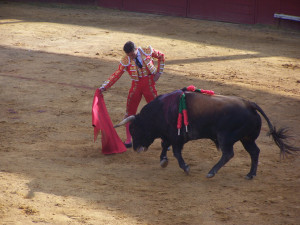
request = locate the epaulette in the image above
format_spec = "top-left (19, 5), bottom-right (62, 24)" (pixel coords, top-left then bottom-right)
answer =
top-left (140, 46), bottom-right (153, 56)
top-left (120, 56), bottom-right (130, 66)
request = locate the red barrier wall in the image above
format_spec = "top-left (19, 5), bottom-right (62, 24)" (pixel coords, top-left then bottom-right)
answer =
top-left (11, 0), bottom-right (300, 27)
top-left (187, 0), bottom-right (256, 24)
top-left (24, 0), bottom-right (96, 4)
top-left (95, 0), bottom-right (300, 26)
top-left (122, 0), bottom-right (187, 17)
top-left (279, 0), bottom-right (300, 16)
top-left (96, 0), bottom-right (122, 9)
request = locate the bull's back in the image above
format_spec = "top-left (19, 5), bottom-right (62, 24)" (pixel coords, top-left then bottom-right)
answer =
top-left (186, 92), bottom-right (250, 116)
top-left (185, 92), bottom-right (259, 138)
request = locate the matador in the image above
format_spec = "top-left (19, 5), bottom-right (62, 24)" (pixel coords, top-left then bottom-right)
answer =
top-left (99, 41), bottom-right (165, 148)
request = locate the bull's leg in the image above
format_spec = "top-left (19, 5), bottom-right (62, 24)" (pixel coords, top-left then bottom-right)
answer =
top-left (241, 140), bottom-right (260, 180)
top-left (160, 140), bottom-right (170, 168)
top-left (172, 146), bottom-right (190, 175)
top-left (207, 144), bottom-right (234, 178)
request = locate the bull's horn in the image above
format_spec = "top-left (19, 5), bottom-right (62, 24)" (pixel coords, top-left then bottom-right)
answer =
top-left (114, 115), bottom-right (135, 128)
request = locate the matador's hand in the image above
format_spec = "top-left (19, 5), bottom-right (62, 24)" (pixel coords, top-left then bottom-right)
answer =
top-left (99, 87), bottom-right (106, 93)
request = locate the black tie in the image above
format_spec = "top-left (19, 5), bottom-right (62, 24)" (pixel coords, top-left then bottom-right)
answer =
top-left (135, 57), bottom-right (143, 68)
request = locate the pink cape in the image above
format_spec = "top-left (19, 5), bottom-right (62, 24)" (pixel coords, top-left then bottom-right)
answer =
top-left (92, 89), bottom-right (127, 154)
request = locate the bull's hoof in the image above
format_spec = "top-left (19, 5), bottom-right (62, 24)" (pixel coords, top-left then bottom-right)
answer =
top-left (206, 173), bottom-right (215, 178)
top-left (184, 165), bottom-right (190, 175)
top-left (160, 158), bottom-right (168, 168)
top-left (245, 174), bottom-right (255, 180)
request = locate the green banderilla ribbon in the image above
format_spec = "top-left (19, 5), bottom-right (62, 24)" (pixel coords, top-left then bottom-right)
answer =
top-left (177, 93), bottom-right (189, 135)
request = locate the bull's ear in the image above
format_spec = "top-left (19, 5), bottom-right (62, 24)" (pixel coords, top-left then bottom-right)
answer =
top-left (114, 115), bottom-right (135, 128)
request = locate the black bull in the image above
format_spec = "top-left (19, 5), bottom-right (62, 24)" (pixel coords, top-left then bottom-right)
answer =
top-left (115, 89), bottom-right (298, 179)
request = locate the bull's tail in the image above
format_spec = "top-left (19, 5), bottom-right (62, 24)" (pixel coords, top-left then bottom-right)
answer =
top-left (251, 102), bottom-right (299, 158)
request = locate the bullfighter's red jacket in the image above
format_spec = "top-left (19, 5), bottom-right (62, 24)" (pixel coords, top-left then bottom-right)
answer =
top-left (100, 46), bottom-right (165, 90)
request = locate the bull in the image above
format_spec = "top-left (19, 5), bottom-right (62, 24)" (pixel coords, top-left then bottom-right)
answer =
top-left (115, 87), bottom-right (298, 179)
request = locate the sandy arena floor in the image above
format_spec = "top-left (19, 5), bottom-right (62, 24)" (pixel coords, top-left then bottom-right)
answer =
top-left (0, 2), bottom-right (300, 225)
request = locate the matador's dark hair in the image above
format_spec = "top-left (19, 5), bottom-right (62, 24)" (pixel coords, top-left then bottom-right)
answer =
top-left (123, 41), bottom-right (136, 53)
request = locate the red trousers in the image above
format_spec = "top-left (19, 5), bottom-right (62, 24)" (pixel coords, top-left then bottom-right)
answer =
top-left (126, 76), bottom-right (157, 116)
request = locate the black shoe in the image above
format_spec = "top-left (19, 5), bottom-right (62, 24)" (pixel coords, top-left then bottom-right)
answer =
top-left (124, 142), bottom-right (132, 148)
